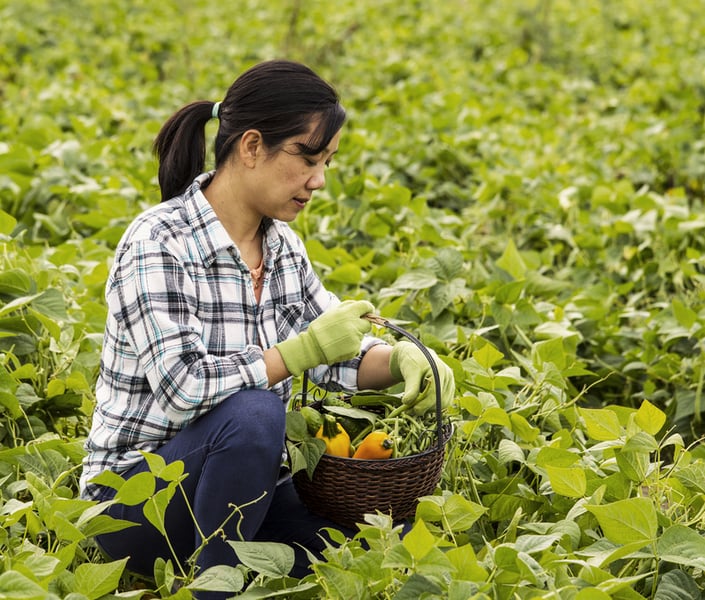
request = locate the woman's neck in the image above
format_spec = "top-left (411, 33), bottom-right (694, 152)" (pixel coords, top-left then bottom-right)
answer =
top-left (203, 169), bottom-right (262, 248)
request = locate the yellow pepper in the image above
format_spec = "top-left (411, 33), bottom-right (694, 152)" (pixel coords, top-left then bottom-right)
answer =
top-left (316, 414), bottom-right (351, 457)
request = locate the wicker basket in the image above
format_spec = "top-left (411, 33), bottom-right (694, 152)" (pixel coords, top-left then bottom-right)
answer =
top-left (292, 316), bottom-right (453, 529)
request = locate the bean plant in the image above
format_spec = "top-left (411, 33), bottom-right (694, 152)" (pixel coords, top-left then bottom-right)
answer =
top-left (1, 0), bottom-right (704, 597)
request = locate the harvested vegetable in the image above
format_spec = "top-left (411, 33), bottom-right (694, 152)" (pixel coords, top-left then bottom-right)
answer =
top-left (352, 431), bottom-right (394, 459)
top-left (315, 414), bottom-right (351, 457)
top-left (300, 406), bottom-right (323, 435)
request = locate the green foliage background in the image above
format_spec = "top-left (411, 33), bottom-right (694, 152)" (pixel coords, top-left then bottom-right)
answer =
top-left (1, 0), bottom-right (704, 598)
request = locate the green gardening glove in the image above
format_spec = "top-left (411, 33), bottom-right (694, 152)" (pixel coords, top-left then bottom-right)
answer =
top-left (389, 341), bottom-right (455, 415)
top-left (275, 300), bottom-right (374, 376)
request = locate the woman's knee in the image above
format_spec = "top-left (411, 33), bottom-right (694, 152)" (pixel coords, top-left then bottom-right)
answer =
top-left (218, 389), bottom-right (286, 442)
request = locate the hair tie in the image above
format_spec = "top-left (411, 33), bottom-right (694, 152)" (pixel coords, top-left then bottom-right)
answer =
top-left (211, 101), bottom-right (221, 120)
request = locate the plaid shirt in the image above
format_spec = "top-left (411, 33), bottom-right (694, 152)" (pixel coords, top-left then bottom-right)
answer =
top-left (80, 172), bottom-right (383, 499)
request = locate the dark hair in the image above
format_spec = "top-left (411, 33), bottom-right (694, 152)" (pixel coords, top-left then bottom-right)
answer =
top-left (153, 60), bottom-right (346, 201)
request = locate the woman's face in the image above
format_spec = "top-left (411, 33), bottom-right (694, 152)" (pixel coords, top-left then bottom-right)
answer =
top-left (246, 125), bottom-right (341, 223)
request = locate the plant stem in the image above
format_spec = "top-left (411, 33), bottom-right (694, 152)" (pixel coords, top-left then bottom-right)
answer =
top-left (693, 355), bottom-right (704, 424)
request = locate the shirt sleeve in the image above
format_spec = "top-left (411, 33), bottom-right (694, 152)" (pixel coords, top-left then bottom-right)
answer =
top-left (107, 239), bottom-right (269, 426)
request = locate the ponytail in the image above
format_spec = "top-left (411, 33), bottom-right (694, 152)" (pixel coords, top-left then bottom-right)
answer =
top-left (152, 101), bottom-right (214, 201)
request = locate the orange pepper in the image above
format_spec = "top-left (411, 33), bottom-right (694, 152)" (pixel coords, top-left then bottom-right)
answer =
top-left (352, 431), bottom-right (394, 459)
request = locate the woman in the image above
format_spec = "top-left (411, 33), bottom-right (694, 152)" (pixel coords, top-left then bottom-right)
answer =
top-left (80, 59), bottom-right (454, 587)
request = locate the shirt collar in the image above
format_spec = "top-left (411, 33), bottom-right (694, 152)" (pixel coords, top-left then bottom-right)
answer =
top-left (183, 172), bottom-right (283, 267)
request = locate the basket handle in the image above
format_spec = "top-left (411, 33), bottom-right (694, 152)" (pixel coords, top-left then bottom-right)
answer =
top-left (301, 314), bottom-right (445, 450)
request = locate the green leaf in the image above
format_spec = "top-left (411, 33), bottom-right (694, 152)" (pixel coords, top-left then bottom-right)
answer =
top-left (0, 366), bottom-right (21, 418)
top-left (17, 449), bottom-right (71, 483)
top-left (0, 570), bottom-right (46, 600)
top-left (586, 498), bottom-right (658, 545)
top-left (141, 451), bottom-right (167, 475)
top-left (74, 558), bottom-right (128, 600)
top-left (50, 513), bottom-right (85, 543)
top-left (0, 499), bottom-right (32, 527)
top-left (380, 544), bottom-right (414, 570)
top-left (416, 493), bottom-right (487, 531)
top-left (429, 247), bottom-right (464, 279)
top-left (549, 519), bottom-right (582, 550)
top-left (656, 524), bottom-right (705, 570)
top-left (287, 437), bottom-right (325, 479)
top-left (0, 269), bottom-right (32, 297)
top-left (285, 411), bottom-right (309, 442)
top-left (472, 343), bottom-right (504, 369)
top-left (285, 442), bottom-right (306, 476)
top-left (391, 270), bottom-right (438, 290)
top-left (143, 483), bottom-right (177, 536)
top-left (233, 582), bottom-right (319, 598)
top-left (442, 494), bottom-right (489, 530)
top-left (444, 545), bottom-right (488, 582)
top-left (674, 462), bottom-right (705, 493)
top-left (614, 447), bottom-right (649, 482)
top-left (16, 554), bottom-right (60, 579)
top-left (326, 263), bottom-right (361, 284)
top-left (578, 538), bottom-right (654, 569)
top-left (153, 557), bottom-right (174, 595)
top-left (313, 563), bottom-right (367, 598)
top-left (188, 565), bottom-right (245, 593)
top-left (228, 541), bottom-right (295, 578)
top-left (498, 439), bottom-right (525, 464)
top-left (494, 280), bottom-right (525, 304)
top-left (515, 550), bottom-right (546, 586)
top-left (482, 406), bottom-right (511, 428)
top-left (536, 447), bottom-right (579, 469)
top-left (546, 465), bottom-right (587, 498)
top-left (394, 573), bottom-right (442, 599)
top-left (634, 399), bottom-right (666, 435)
top-left (402, 520), bottom-right (437, 561)
top-left (576, 589), bottom-right (611, 600)
top-left (159, 461), bottom-right (185, 482)
top-left (579, 408), bottom-right (622, 441)
top-left (672, 298), bottom-right (697, 329)
top-left (321, 404), bottom-right (377, 423)
top-left (30, 288), bottom-right (67, 320)
top-left (532, 337), bottom-right (566, 370)
top-left (496, 238), bottom-right (527, 280)
top-left (509, 413), bottom-right (540, 442)
top-left (79, 515), bottom-right (138, 538)
top-left (46, 379), bottom-right (65, 398)
top-left (514, 533), bottom-right (561, 554)
top-left (428, 282), bottom-right (453, 318)
top-left (622, 431), bottom-right (659, 453)
top-left (113, 471), bottom-right (155, 506)
top-left (653, 569), bottom-right (702, 600)
top-left (88, 470), bottom-right (126, 492)
top-left (0, 293), bottom-right (42, 319)
top-left (141, 452), bottom-right (185, 482)
top-left (0, 209), bottom-right (17, 236)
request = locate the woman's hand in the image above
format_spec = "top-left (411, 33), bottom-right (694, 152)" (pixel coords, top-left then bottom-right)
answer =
top-left (275, 300), bottom-right (374, 376)
top-left (389, 341), bottom-right (455, 415)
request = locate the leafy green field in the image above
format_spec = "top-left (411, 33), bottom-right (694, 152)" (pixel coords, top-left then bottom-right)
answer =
top-left (1, 0), bottom-right (704, 597)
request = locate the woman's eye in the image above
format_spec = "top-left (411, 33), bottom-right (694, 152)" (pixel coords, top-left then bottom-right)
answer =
top-left (303, 155), bottom-right (333, 167)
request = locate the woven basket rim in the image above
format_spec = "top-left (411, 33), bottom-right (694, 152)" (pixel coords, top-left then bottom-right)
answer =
top-left (314, 422), bottom-right (454, 464)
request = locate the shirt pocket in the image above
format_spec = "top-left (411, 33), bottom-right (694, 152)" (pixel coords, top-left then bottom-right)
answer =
top-left (274, 301), bottom-right (306, 341)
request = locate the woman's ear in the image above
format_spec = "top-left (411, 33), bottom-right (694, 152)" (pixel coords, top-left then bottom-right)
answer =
top-left (238, 129), bottom-right (262, 168)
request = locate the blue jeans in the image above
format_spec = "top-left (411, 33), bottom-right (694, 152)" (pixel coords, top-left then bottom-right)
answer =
top-left (93, 389), bottom-right (354, 594)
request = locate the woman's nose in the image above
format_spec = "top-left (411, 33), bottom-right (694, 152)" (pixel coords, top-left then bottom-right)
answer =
top-left (307, 168), bottom-right (325, 190)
